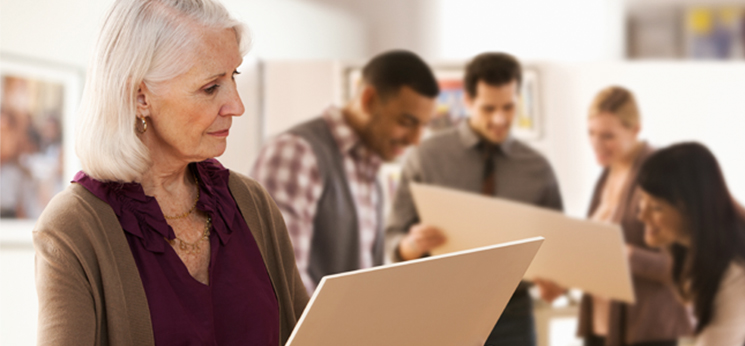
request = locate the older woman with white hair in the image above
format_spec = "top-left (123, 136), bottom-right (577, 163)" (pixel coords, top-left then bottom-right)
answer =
top-left (33, 0), bottom-right (308, 345)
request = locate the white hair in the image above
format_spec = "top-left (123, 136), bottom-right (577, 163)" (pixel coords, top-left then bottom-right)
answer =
top-left (75, 0), bottom-right (249, 182)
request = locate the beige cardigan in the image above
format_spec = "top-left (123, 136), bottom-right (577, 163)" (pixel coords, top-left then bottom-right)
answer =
top-left (578, 143), bottom-right (693, 345)
top-left (33, 172), bottom-right (309, 346)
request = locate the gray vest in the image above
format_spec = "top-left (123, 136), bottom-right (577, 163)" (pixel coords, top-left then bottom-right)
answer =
top-left (289, 117), bottom-right (384, 287)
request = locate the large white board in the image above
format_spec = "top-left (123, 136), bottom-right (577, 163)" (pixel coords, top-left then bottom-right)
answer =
top-left (287, 237), bottom-right (544, 346)
top-left (411, 183), bottom-right (635, 303)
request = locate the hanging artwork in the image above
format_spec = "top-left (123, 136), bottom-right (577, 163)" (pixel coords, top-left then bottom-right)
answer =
top-left (513, 67), bottom-right (542, 140)
top-left (430, 68), bottom-right (468, 132)
top-left (0, 55), bottom-right (82, 240)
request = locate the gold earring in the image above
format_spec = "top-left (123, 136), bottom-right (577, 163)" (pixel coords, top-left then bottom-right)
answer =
top-left (136, 116), bottom-right (147, 134)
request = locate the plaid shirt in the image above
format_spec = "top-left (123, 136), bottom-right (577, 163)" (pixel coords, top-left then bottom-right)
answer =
top-left (251, 106), bottom-right (382, 293)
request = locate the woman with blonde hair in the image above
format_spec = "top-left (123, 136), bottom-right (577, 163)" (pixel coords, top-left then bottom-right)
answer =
top-left (577, 86), bottom-right (692, 346)
top-left (33, 0), bottom-right (308, 345)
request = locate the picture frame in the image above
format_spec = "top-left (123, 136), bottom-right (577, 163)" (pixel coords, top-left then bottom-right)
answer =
top-left (430, 67), bottom-right (468, 132)
top-left (513, 67), bottom-right (542, 140)
top-left (0, 54), bottom-right (83, 244)
top-left (343, 65), bottom-right (362, 103)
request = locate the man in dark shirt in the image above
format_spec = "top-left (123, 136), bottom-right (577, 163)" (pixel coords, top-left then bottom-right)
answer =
top-left (386, 52), bottom-right (564, 346)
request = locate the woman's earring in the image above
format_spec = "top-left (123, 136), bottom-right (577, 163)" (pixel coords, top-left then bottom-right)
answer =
top-left (135, 116), bottom-right (147, 134)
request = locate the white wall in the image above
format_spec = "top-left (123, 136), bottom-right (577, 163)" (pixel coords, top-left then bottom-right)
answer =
top-left (262, 60), bottom-right (347, 139)
top-left (221, 0), bottom-right (367, 60)
top-left (537, 62), bottom-right (745, 217)
top-left (304, 0), bottom-right (626, 62)
top-left (0, 0), bottom-right (368, 69)
top-left (0, 0), bottom-right (114, 68)
top-left (304, 0), bottom-right (440, 59)
top-left (437, 0), bottom-right (625, 62)
top-left (0, 246), bottom-right (37, 345)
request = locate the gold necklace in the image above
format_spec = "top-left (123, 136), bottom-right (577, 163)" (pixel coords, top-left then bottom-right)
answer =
top-left (164, 175), bottom-right (199, 220)
top-left (166, 216), bottom-right (211, 255)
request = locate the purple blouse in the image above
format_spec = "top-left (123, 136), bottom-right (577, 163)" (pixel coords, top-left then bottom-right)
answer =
top-left (74, 159), bottom-right (279, 345)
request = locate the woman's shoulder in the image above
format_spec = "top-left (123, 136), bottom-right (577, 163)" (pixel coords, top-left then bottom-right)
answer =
top-left (37, 183), bottom-right (111, 225)
top-left (227, 170), bottom-right (277, 211)
top-left (228, 170), bottom-right (266, 195)
top-left (34, 183), bottom-right (118, 246)
top-left (711, 260), bottom-right (745, 317)
top-left (697, 260), bottom-right (745, 345)
top-left (720, 260), bottom-right (745, 290)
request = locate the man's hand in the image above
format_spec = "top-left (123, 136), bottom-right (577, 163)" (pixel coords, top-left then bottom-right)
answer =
top-left (624, 243), bottom-right (635, 258)
top-left (533, 278), bottom-right (566, 303)
top-left (397, 224), bottom-right (447, 261)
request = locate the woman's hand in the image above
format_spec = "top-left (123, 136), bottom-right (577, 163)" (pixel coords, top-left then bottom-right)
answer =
top-left (624, 243), bottom-right (635, 258)
top-left (397, 224), bottom-right (447, 261)
top-left (533, 277), bottom-right (567, 303)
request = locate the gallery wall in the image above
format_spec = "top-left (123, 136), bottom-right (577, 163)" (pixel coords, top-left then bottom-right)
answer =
top-left (436, 0), bottom-right (625, 62)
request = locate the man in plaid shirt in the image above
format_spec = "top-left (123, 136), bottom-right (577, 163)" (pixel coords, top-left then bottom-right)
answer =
top-left (251, 50), bottom-right (439, 293)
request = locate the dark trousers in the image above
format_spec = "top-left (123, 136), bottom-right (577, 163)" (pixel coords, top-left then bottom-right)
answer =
top-left (584, 335), bottom-right (678, 346)
top-left (484, 289), bottom-right (536, 346)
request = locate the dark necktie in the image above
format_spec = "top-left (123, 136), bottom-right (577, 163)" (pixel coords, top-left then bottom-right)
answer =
top-left (479, 142), bottom-right (499, 196)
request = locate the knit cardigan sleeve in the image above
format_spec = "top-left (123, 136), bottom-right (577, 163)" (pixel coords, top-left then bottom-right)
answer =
top-left (34, 216), bottom-right (98, 346)
top-left (33, 184), bottom-right (154, 346)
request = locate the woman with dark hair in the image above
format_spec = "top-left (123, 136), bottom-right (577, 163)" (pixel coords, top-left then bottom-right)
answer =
top-left (637, 142), bottom-right (745, 346)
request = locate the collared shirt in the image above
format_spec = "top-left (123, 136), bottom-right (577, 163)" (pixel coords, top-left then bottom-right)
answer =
top-left (73, 159), bottom-right (279, 346)
top-left (385, 119), bottom-right (563, 262)
top-left (251, 106), bottom-right (382, 293)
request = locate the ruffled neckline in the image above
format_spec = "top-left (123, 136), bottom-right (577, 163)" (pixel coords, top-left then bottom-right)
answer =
top-left (73, 159), bottom-right (235, 253)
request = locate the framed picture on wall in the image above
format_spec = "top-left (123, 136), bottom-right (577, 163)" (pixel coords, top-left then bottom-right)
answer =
top-left (344, 66), bottom-right (362, 102)
top-left (0, 54), bottom-right (82, 242)
top-left (430, 68), bottom-right (468, 132)
top-left (513, 67), bottom-right (542, 140)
